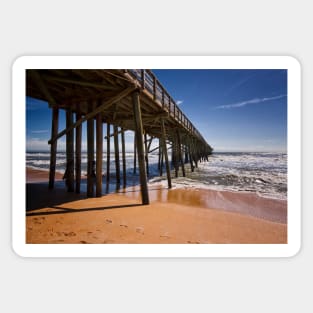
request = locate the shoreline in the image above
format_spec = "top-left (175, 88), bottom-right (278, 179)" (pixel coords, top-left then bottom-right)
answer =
top-left (26, 167), bottom-right (64, 183)
top-left (26, 167), bottom-right (287, 244)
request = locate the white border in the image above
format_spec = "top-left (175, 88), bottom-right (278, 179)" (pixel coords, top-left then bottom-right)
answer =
top-left (12, 56), bottom-right (301, 258)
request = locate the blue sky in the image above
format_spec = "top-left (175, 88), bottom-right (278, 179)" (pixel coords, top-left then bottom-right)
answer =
top-left (26, 69), bottom-right (287, 152)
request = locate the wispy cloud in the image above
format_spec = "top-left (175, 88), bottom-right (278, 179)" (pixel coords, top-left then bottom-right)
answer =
top-left (224, 73), bottom-right (257, 95)
top-left (31, 130), bottom-right (49, 134)
top-left (215, 94), bottom-right (286, 109)
top-left (176, 100), bottom-right (183, 105)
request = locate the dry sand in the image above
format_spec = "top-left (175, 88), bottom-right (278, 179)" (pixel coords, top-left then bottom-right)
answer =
top-left (26, 168), bottom-right (287, 244)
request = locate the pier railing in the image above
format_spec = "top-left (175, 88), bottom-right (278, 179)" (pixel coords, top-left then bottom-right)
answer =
top-left (125, 69), bottom-right (205, 142)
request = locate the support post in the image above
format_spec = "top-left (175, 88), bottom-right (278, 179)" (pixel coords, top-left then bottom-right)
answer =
top-left (160, 146), bottom-right (164, 176)
top-left (75, 110), bottom-right (82, 193)
top-left (177, 131), bottom-right (185, 177)
top-left (184, 150), bottom-right (189, 164)
top-left (96, 112), bottom-right (103, 197)
top-left (173, 138), bottom-right (179, 178)
top-left (133, 133), bottom-right (137, 174)
top-left (132, 91), bottom-right (149, 204)
top-left (49, 108), bottom-right (59, 189)
top-left (87, 105), bottom-right (95, 197)
top-left (106, 123), bottom-right (110, 192)
top-left (191, 139), bottom-right (198, 169)
top-left (65, 110), bottom-right (74, 192)
top-left (161, 119), bottom-right (172, 189)
top-left (121, 128), bottom-right (127, 188)
top-left (188, 143), bottom-right (194, 172)
top-left (144, 133), bottom-right (149, 177)
top-left (113, 125), bottom-right (121, 189)
top-left (158, 138), bottom-right (161, 171)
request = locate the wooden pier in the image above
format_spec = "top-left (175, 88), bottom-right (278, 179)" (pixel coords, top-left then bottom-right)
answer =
top-left (26, 69), bottom-right (213, 205)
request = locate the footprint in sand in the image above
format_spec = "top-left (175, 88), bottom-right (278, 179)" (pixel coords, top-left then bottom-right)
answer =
top-left (35, 217), bottom-right (45, 224)
top-left (105, 219), bottom-right (113, 224)
top-left (187, 241), bottom-right (201, 244)
top-left (160, 235), bottom-right (171, 239)
top-left (120, 224), bottom-right (128, 228)
top-left (136, 227), bottom-right (144, 235)
top-left (33, 218), bottom-right (42, 225)
top-left (80, 240), bottom-right (88, 244)
top-left (63, 232), bottom-right (76, 237)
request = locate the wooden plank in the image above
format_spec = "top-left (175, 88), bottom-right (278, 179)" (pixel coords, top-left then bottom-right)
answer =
top-left (65, 110), bottom-right (74, 192)
top-left (114, 125), bottom-right (121, 188)
top-left (48, 86), bottom-right (135, 144)
top-left (132, 91), bottom-right (149, 204)
top-left (48, 108), bottom-right (59, 189)
top-left (75, 110), bottom-right (82, 193)
top-left (153, 76), bottom-right (156, 100)
top-left (161, 119), bottom-right (172, 189)
top-left (96, 112), bottom-right (103, 197)
top-left (104, 129), bottom-right (122, 139)
top-left (121, 128), bottom-right (127, 188)
top-left (149, 144), bottom-right (161, 154)
top-left (42, 73), bottom-right (118, 90)
top-left (141, 70), bottom-right (145, 89)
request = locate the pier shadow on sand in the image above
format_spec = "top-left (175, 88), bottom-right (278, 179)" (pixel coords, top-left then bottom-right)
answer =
top-left (26, 177), bottom-right (146, 216)
top-left (26, 162), bottom-right (169, 216)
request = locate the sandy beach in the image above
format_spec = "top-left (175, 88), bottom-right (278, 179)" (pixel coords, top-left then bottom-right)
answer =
top-left (26, 167), bottom-right (287, 244)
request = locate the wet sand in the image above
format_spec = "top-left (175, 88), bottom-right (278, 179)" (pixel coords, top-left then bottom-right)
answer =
top-left (26, 168), bottom-right (287, 244)
top-left (26, 167), bottom-right (63, 183)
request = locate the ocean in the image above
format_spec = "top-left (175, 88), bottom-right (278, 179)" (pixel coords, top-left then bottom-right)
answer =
top-left (26, 151), bottom-right (287, 200)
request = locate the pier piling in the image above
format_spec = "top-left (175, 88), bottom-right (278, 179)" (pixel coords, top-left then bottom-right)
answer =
top-left (106, 123), bottom-right (110, 192)
top-left (114, 125), bottom-right (121, 189)
top-left (87, 103), bottom-right (95, 197)
top-left (96, 111), bottom-right (103, 197)
top-left (121, 128), bottom-right (127, 188)
top-left (48, 107), bottom-right (59, 189)
top-left (75, 110), bottom-right (82, 193)
top-left (65, 110), bottom-right (74, 192)
top-left (132, 91), bottom-right (149, 205)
